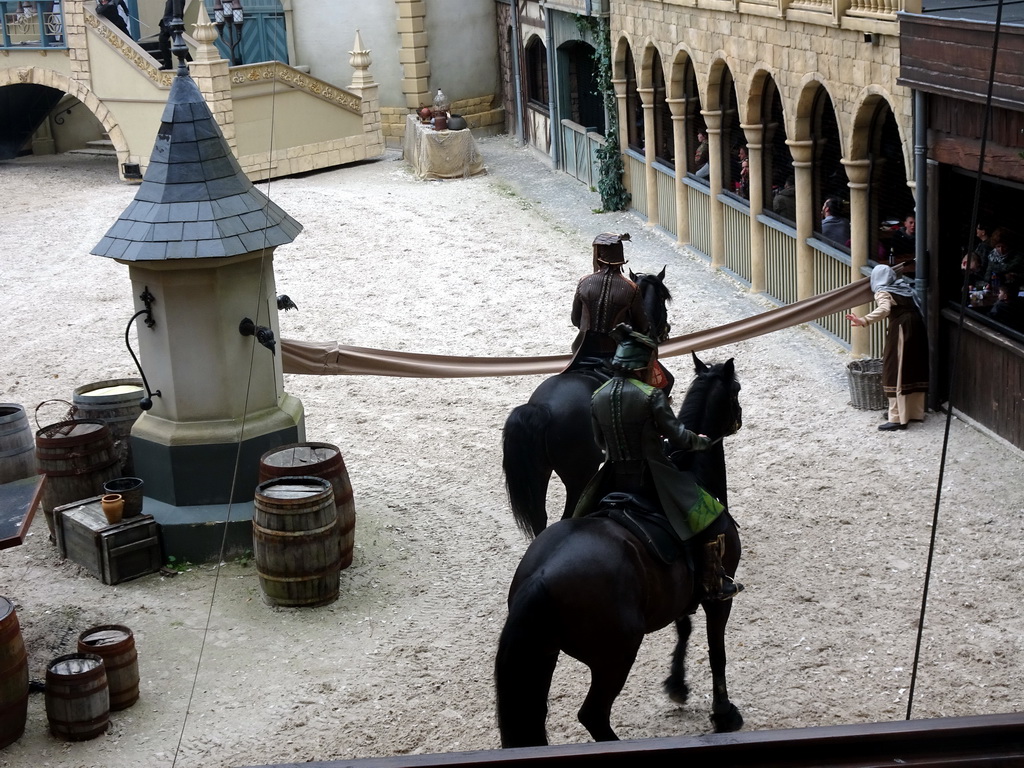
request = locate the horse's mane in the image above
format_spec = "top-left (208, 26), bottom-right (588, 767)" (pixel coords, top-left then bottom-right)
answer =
top-left (674, 357), bottom-right (739, 505)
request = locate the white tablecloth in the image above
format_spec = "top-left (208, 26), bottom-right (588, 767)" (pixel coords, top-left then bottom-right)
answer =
top-left (403, 114), bottom-right (485, 180)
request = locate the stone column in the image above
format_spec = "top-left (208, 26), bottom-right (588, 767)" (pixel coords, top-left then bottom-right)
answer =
top-left (788, 138), bottom-right (815, 301)
top-left (667, 97), bottom-right (689, 244)
top-left (844, 158), bottom-right (872, 356)
top-left (703, 109), bottom-right (724, 269)
top-left (639, 86), bottom-right (658, 228)
top-left (612, 76), bottom-right (630, 196)
top-left (396, 0), bottom-right (430, 111)
top-left (189, 4), bottom-right (236, 154)
top-left (743, 122), bottom-right (765, 293)
top-left (349, 29), bottom-right (382, 156)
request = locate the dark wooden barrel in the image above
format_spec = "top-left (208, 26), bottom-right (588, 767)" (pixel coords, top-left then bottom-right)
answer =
top-left (0, 404), bottom-right (36, 485)
top-left (258, 442), bottom-right (356, 569)
top-left (0, 596), bottom-right (29, 749)
top-left (77, 625), bottom-right (139, 711)
top-left (45, 652), bottom-right (109, 741)
top-left (35, 420), bottom-right (122, 538)
top-left (253, 476), bottom-right (341, 608)
top-left (72, 379), bottom-right (144, 475)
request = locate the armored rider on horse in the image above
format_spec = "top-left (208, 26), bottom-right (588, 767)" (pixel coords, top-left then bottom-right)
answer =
top-left (574, 324), bottom-right (743, 602)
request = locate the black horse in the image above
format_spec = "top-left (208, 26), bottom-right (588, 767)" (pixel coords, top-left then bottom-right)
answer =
top-left (495, 354), bottom-right (743, 747)
top-left (502, 269), bottom-right (671, 538)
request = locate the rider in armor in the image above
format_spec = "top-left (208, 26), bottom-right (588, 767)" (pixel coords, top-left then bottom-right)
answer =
top-left (575, 324), bottom-right (743, 601)
top-left (571, 233), bottom-right (650, 359)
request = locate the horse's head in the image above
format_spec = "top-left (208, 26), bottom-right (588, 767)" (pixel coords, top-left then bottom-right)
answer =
top-left (629, 266), bottom-right (672, 343)
top-left (679, 352), bottom-right (742, 440)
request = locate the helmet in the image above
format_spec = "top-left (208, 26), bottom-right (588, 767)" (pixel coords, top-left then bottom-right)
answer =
top-left (593, 232), bottom-right (631, 266)
top-left (610, 323), bottom-right (656, 370)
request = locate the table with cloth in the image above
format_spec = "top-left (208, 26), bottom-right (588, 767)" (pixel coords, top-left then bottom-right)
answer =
top-left (403, 114), bottom-right (485, 180)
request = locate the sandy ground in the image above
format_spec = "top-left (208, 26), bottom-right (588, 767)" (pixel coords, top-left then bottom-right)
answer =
top-left (1, 136), bottom-right (1023, 768)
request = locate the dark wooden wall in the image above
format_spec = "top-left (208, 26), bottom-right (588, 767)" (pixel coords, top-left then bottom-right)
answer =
top-left (941, 309), bottom-right (1024, 448)
top-left (899, 16), bottom-right (1024, 110)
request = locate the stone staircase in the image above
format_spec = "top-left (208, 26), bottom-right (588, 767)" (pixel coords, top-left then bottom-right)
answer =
top-left (69, 137), bottom-right (117, 158)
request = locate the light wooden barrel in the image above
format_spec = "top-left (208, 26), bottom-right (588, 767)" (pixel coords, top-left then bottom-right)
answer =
top-left (72, 379), bottom-right (144, 475)
top-left (0, 596), bottom-right (29, 749)
top-left (253, 476), bottom-right (341, 608)
top-left (35, 420), bottom-right (121, 537)
top-left (258, 442), bottom-right (356, 569)
top-left (77, 625), bottom-right (139, 711)
top-left (0, 404), bottom-right (36, 485)
top-left (45, 653), bottom-right (110, 741)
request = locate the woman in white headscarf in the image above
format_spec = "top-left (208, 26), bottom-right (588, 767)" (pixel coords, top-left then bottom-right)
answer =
top-left (846, 265), bottom-right (928, 430)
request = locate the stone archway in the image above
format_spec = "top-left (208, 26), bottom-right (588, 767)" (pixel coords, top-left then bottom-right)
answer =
top-left (0, 66), bottom-right (128, 165)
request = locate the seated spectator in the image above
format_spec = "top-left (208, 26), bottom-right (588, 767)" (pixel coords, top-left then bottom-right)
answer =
top-left (962, 221), bottom-right (992, 287)
top-left (821, 198), bottom-right (850, 245)
top-left (889, 213), bottom-right (916, 277)
top-left (989, 283), bottom-right (1024, 332)
top-left (773, 175), bottom-right (796, 220)
top-left (985, 227), bottom-right (1024, 287)
top-left (735, 145), bottom-right (749, 199)
top-left (693, 130), bottom-right (710, 179)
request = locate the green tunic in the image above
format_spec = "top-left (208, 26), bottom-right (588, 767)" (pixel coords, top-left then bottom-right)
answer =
top-left (573, 376), bottom-right (722, 540)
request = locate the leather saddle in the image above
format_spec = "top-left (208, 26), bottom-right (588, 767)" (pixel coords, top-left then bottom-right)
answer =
top-left (592, 492), bottom-right (692, 567)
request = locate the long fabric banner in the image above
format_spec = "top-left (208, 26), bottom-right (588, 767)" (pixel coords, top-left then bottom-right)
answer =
top-left (281, 276), bottom-right (873, 378)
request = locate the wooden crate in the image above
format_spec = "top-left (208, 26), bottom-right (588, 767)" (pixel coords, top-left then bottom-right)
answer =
top-left (54, 496), bottom-right (161, 585)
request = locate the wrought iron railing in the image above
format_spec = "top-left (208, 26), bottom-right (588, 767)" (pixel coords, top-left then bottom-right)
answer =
top-left (1, 1), bottom-right (65, 50)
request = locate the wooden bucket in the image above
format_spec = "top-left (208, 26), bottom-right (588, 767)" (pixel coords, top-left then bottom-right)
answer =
top-left (72, 379), bottom-right (144, 475)
top-left (0, 596), bottom-right (29, 750)
top-left (258, 442), bottom-right (356, 569)
top-left (253, 476), bottom-right (341, 608)
top-left (77, 625), bottom-right (139, 711)
top-left (0, 404), bottom-right (36, 485)
top-left (45, 652), bottom-right (109, 741)
top-left (35, 420), bottom-right (122, 538)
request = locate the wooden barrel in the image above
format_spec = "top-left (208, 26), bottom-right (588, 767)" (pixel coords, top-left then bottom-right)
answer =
top-left (0, 404), bottom-right (36, 485)
top-left (0, 596), bottom-right (29, 749)
top-left (45, 652), bottom-right (109, 741)
top-left (258, 442), bottom-right (356, 569)
top-left (77, 625), bottom-right (139, 711)
top-left (72, 379), bottom-right (144, 475)
top-left (35, 420), bottom-right (122, 538)
top-left (253, 476), bottom-right (341, 608)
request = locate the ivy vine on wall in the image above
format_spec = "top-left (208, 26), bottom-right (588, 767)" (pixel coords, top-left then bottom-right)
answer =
top-left (575, 14), bottom-right (630, 212)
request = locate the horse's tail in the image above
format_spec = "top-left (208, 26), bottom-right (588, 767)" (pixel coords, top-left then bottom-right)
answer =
top-left (495, 576), bottom-right (559, 748)
top-left (502, 403), bottom-right (551, 539)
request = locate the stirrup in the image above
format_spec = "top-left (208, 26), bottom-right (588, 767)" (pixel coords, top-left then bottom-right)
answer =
top-left (708, 576), bottom-right (744, 601)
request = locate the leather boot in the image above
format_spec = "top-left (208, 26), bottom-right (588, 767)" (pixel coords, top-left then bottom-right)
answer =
top-left (702, 534), bottom-right (743, 601)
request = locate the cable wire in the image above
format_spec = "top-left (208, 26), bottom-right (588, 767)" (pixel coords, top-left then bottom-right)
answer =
top-left (904, 0), bottom-right (1006, 720)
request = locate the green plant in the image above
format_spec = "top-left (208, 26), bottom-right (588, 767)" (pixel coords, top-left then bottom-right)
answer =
top-left (164, 555), bottom-right (193, 573)
top-left (575, 14), bottom-right (631, 212)
top-left (234, 549), bottom-right (253, 567)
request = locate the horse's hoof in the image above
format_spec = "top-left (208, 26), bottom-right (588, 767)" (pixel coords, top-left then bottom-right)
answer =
top-left (710, 704), bottom-right (743, 733)
top-left (662, 676), bottom-right (689, 704)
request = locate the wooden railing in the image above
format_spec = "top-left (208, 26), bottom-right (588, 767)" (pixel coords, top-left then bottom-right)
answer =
top-left (761, 216), bottom-right (798, 305)
top-left (685, 178), bottom-right (711, 258)
top-left (624, 149), bottom-right (648, 219)
top-left (560, 119), bottom-right (604, 189)
top-left (812, 239), bottom-right (854, 345)
top-left (722, 196), bottom-right (752, 283)
top-left (654, 162), bottom-right (677, 237)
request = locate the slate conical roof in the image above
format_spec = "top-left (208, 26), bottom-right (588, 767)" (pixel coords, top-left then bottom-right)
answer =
top-left (93, 72), bottom-right (302, 261)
